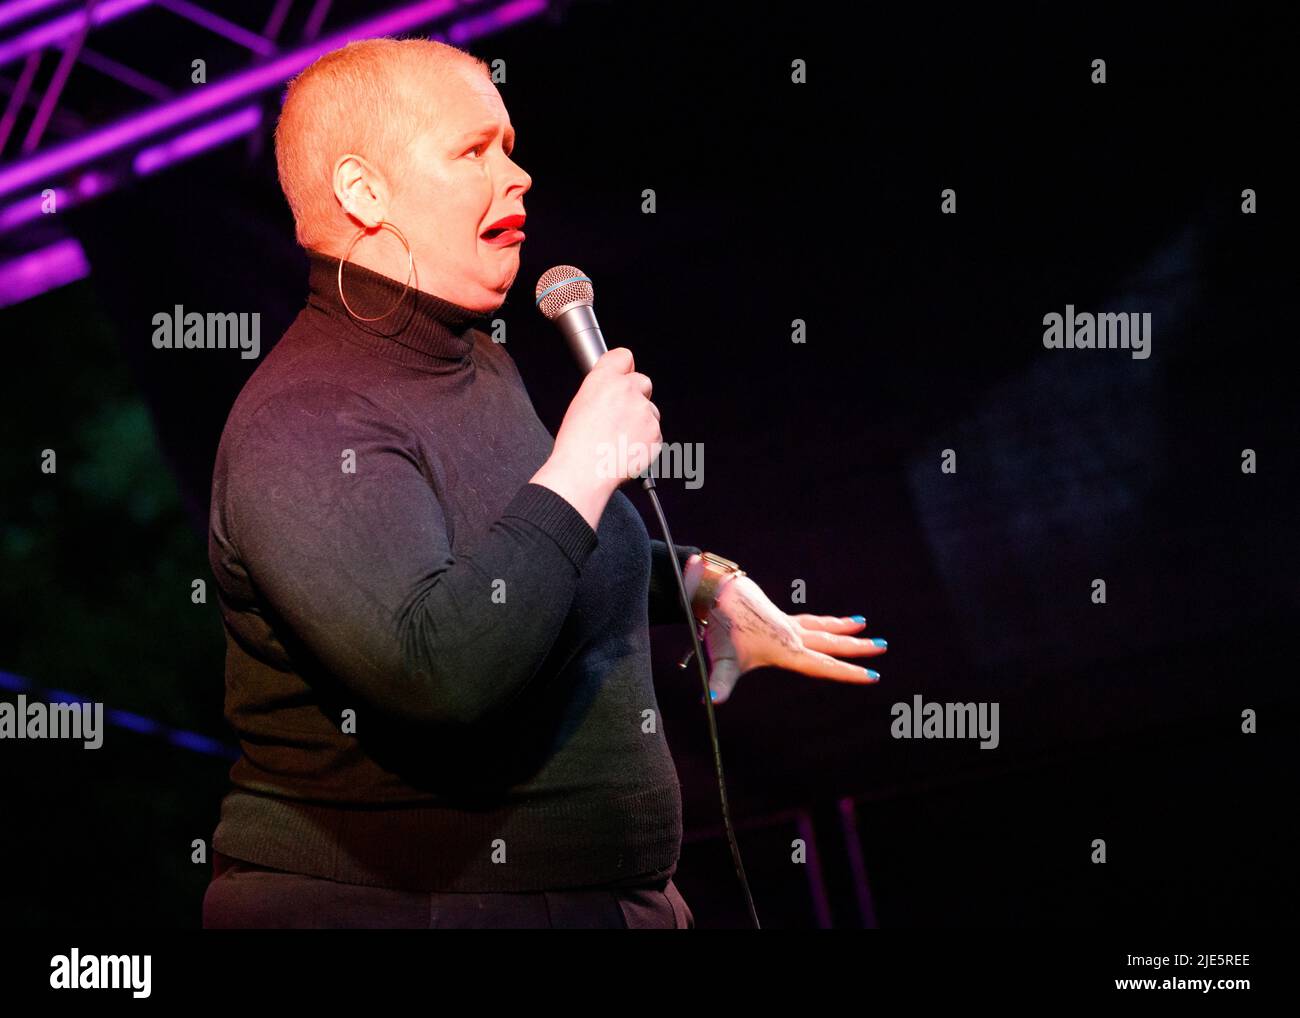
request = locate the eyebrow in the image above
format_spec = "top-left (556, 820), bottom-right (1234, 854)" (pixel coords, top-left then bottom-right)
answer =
top-left (462, 122), bottom-right (516, 150)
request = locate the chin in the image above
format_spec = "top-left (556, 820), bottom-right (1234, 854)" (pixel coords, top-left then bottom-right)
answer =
top-left (470, 286), bottom-right (510, 313)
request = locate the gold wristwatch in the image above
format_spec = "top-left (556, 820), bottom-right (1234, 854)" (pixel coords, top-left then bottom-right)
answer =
top-left (690, 551), bottom-right (746, 623)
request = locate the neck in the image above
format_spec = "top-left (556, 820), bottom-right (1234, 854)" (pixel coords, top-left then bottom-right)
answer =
top-left (337, 230), bottom-right (503, 315)
top-left (304, 247), bottom-right (491, 370)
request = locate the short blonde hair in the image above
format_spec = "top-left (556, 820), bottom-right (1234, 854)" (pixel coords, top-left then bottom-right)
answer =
top-left (275, 37), bottom-right (489, 250)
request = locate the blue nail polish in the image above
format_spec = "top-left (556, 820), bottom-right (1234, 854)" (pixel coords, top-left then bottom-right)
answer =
top-left (849, 614), bottom-right (866, 624)
top-left (871, 638), bottom-right (888, 648)
top-left (866, 669), bottom-right (880, 680)
top-left (709, 690), bottom-right (718, 701)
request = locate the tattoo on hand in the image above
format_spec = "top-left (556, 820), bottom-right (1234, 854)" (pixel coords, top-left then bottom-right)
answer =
top-left (723, 588), bottom-right (802, 657)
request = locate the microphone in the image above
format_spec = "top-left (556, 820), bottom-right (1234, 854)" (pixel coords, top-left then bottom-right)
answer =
top-left (534, 264), bottom-right (606, 372)
top-left (534, 264), bottom-right (654, 489)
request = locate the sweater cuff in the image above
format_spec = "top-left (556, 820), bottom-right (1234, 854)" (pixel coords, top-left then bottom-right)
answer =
top-left (503, 482), bottom-right (600, 569)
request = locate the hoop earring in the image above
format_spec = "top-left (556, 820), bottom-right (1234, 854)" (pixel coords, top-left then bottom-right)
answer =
top-left (337, 220), bottom-right (414, 322)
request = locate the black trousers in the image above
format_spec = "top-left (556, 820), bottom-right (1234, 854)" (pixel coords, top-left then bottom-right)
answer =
top-left (202, 851), bottom-right (695, 929)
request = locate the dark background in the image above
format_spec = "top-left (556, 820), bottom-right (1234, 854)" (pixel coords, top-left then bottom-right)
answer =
top-left (1, 0), bottom-right (1294, 927)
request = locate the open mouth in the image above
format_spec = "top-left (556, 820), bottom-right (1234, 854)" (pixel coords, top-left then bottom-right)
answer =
top-left (481, 213), bottom-right (526, 245)
top-left (481, 228), bottom-right (525, 246)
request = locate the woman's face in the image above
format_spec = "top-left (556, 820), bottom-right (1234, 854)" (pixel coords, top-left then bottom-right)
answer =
top-left (394, 62), bottom-right (532, 311)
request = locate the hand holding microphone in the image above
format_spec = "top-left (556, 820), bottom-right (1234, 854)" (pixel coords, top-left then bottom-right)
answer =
top-left (556, 346), bottom-right (662, 480)
top-left (529, 266), bottom-right (662, 529)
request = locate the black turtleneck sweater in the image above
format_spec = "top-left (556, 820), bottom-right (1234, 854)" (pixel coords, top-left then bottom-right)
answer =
top-left (207, 248), bottom-right (701, 893)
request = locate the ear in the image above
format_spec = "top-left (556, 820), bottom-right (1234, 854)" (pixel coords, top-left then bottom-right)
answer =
top-left (332, 154), bottom-right (391, 229)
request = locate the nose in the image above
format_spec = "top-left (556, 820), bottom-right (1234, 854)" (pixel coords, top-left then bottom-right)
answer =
top-left (502, 153), bottom-right (532, 198)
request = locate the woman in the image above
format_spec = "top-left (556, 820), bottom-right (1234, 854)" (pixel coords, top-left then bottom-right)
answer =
top-left (201, 36), bottom-right (886, 929)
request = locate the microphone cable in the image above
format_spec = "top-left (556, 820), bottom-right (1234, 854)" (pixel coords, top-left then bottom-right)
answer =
top-left (638, 471), bottom-right (761, 930)
top-left (536, 265), bottom-right (761, 929)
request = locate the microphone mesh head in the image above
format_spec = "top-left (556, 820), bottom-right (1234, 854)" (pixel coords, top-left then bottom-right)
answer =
top-left (535, 265), bottom-right (594, 320)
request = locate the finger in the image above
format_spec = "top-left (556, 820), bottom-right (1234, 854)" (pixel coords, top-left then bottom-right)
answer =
top-left (646, 400), bottom-right (660, 421)
top-left (596, 347), bottom-right (634, 373)
top-left (629, 372), bottom-right (653, 398)
top-left (706, 656), bottom-right (743, 705)
top-left (791, 614), bottom-right (868, 634)
top-left (796, 629), bottom-right (887, 657)
top-left (777, 645), bottom-right (880, 684)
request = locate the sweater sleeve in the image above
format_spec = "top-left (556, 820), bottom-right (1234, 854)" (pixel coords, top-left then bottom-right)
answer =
top-left (647, 539), bottom-right (703, 625)
top-left (222, 380), bottom-right (598, 730)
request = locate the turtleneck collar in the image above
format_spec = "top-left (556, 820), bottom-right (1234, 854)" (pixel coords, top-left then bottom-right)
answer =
top-left (304, 247), bottom-right (494, 370)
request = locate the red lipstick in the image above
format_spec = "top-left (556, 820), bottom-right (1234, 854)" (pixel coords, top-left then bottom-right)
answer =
top-left (481, 213), bottom-right (526, 246)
